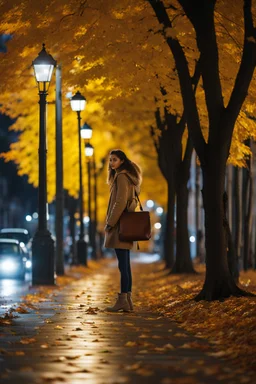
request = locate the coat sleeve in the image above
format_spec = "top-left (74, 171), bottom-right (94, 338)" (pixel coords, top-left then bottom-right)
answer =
top-left (107, 174), bottom-right (129, 227)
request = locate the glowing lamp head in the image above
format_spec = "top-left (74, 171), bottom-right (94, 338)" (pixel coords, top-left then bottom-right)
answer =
top-left (70, 91), bottom-right (86, 112)
top-left (85, 143), bottom-right (94, 157)
top-left (32, 44), bottom-right (56, 85)
top-left (81, 123), bottom-right (92, 139)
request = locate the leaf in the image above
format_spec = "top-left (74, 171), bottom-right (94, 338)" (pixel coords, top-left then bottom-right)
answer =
top-left (15, 306), bottom-right (29, 314)
top-left (0, 318), bottom-right (12, 326)
top-left (173, 332), bottom-right (187, 337)
top-left (52, 357), bottom-right (66, 362)
top-left (65, 355), bottom-right (81, 360)
top-left (163, 343), bottom-right (175, 350)
top-left (125, 362), bottom-right (142, 371)
top-left (136, 368), bottom-right (154, 376)
top-left (99, 359), bottom-right (110, 364)
top-left (138, 334), bottom-right (148, 339)
top-left (207, 351), bottom-right (227, 357)
top-left (20, 338), bottom-right (36, 344)
top-left (125, 341), bottom-right (137, 347)
top-left (54, 325), bottom-right (64, 330)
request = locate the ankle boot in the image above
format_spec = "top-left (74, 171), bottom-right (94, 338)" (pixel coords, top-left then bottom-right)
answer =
top-left (105, 293), bottom-right (130, 312)
top-left (127, 292), bottom-right (134, 311)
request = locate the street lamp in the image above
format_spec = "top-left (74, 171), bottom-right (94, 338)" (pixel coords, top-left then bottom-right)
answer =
top-left (81, 123), bottom-right (92, 140)
top-left (70, 91), bottom-right (87, 265)
top-left (31, 43), bottom-right (56, 285)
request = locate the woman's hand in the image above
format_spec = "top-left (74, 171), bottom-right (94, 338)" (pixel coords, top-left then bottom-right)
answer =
top-left (104, 224), bottom-right (112, 232)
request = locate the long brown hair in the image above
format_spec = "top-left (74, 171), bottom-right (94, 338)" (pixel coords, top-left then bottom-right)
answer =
top-left (107, 149), bottom-right (142, 185)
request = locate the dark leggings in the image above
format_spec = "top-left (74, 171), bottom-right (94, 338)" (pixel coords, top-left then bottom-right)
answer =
top-left (115, 249), bottom-right (132, 293)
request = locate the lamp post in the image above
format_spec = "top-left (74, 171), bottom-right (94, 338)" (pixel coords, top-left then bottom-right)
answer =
top-left (70, 91), bottom-right (87, 265)
top-left (85, 143), bottom-right (96, 259)
top-left (31, 43), bottom-right (56, 285)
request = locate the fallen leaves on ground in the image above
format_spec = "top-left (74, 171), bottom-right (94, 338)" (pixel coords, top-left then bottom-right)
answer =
top-left (137, 262), bottom-right (256, 373)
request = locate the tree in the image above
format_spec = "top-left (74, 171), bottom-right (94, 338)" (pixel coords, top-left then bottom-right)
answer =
top-left (151, 59), bottom-right (200, 272)
top-left (149, 0), bottom-right (255, 299)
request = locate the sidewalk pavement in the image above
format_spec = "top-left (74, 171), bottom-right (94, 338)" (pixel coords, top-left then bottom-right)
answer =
top-left (0, 254), bottom-right (252, 384)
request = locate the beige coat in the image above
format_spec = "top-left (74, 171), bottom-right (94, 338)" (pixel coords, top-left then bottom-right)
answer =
top-left (104, 169), bottom-right (140, 250)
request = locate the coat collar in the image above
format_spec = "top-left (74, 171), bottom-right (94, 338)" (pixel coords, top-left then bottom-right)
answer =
top-left (110, 169), bottom-right (128, 191)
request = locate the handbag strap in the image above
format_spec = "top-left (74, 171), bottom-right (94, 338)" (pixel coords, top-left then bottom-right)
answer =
top-left (123, 174), bottom-right (143, 212)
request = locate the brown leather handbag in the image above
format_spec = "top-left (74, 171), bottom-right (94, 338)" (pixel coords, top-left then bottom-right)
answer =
top-left (119, 184), bottom-right (151, 242)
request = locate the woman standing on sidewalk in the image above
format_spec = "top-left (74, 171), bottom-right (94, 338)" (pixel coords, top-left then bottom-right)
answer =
top-left (104, 149), bottom-right (142, 312)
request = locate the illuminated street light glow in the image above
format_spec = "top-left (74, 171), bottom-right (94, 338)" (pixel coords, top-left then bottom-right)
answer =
top-left (32, 44), bottom-right (56, 84)
top-left (189, 236), bottom-right (196, 243)
top-left (85, 143), bottom-right (94, 157)
top-left (26, 215), bottom-right (32, 222)
top-left (154, 222), bottom-right (162, 229)
top-left (81, 123), bottom-right (92, 139)
top-left (156, 207), bottom-right (164, 215)
top-left (70, 91), bottom-right (86, 112)
top-left (146, 200), bottom-right (154, 208)
top-left (32, 212), bottom-right (38, 219)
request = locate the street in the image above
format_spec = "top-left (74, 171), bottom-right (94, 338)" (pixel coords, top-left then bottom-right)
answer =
top-left (0, 272), bottom-right (32, 316)
top-left (0, 257), bottom-right (255, 384)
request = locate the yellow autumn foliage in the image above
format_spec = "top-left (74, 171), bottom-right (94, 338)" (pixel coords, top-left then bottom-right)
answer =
top-left (0, 0), bottom-right (255, 225)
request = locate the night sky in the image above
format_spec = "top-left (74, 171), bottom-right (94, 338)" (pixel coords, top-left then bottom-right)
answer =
top-left (0, 113), bottom-right (37, 213)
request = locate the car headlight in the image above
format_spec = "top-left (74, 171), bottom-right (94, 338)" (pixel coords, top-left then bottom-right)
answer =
top-left (1, 260), bottom-right (18, 273)
top-left (26, 260), bottom-right (32, 269)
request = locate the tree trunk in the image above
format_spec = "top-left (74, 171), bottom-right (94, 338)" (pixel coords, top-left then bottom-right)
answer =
top-left (233, 166), bottom-right (242, 278)
top-left (163, 179), bottom-right (175, 269)
top-left (226, 165), bottom-right (233, 232)
top-left (242, 142), bottom-right (253, 271)
top-left (172, 180), bottom-right (195, 273)
top-left (195, 153), bottom-right (247, 300)
top-left (68, 196), bottom-right (78, 265)
top-left (195, 163), bottom-right (204, 261)
top-left (223, 191), bottom-right (239, 283)
top-left (172, 136), bottom-right (195, 274)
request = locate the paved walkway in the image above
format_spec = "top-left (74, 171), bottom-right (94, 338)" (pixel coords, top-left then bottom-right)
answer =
top-left (0, 256), bottom-right (250, 384)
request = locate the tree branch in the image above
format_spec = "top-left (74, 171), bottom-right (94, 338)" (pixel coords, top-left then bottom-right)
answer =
top-left (223, 0), bottom-right (256, 148)
top-left (178, 0), bottom-right (224, 143)
top-left (148, 0), bottom-right (206, 161)
top-left (150, 124), bottom-right (160, 154)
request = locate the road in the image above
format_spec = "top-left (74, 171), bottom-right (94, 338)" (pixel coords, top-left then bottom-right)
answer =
top-left (0, 272), bottom-right (32, 316)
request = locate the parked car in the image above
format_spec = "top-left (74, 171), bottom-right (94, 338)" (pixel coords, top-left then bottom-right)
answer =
top-left (0, 228), bottom-right (32, 269)
top-left (0, 239), bottom-right (27, 280)
top-left (0, 228), bottom-right (30, 247)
